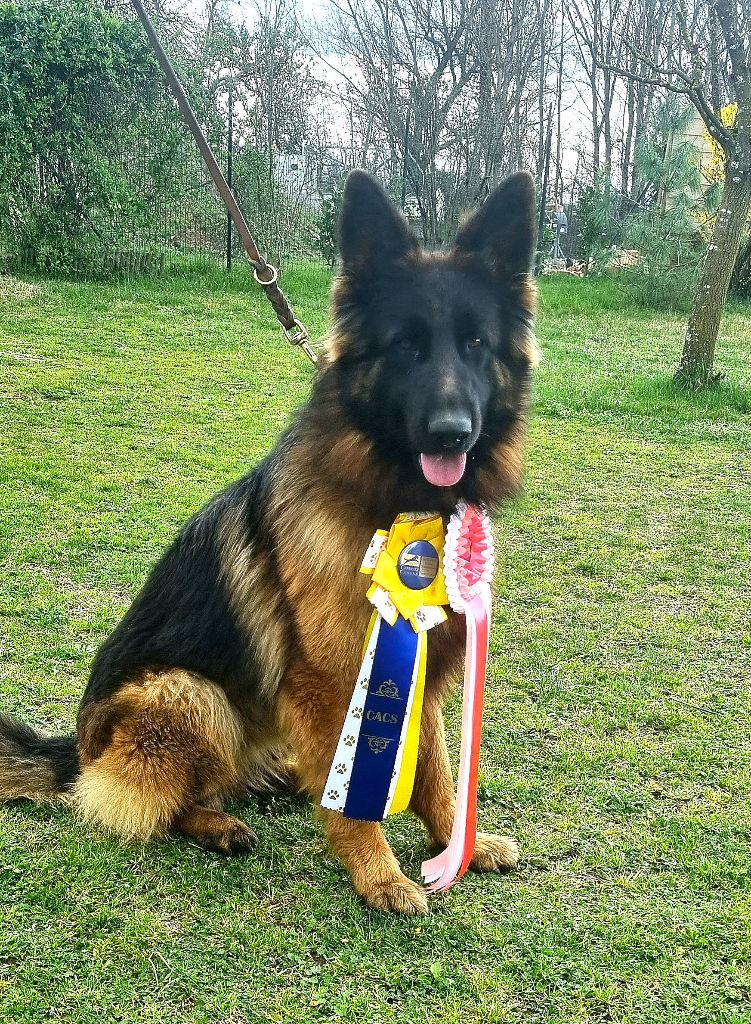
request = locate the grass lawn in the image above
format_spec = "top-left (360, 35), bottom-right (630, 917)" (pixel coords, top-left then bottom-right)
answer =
top-left (0, 267), bottom-right (750, 1023)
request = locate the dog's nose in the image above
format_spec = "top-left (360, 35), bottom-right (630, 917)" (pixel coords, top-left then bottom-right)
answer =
top-left (427, 412), bottom-right (473, 450)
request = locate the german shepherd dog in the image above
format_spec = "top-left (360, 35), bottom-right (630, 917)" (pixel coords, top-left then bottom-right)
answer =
top-left (0, 171), bottom-right (537, 913)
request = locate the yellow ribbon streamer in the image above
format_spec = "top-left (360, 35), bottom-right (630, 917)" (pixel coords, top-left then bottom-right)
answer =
top-left (388, 628), bottom-right (427, 813)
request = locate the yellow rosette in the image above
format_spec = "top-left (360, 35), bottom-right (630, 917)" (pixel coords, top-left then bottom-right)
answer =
top-left (360, 513), bottom-right (449, 631)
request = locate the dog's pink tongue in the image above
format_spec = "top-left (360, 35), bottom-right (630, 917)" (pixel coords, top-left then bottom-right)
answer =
top-left (420, 452), bottom-right (467, 487)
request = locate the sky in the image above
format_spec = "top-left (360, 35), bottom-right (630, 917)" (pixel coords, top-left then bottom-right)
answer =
top-left (176, 0), bottom-right (604, 182)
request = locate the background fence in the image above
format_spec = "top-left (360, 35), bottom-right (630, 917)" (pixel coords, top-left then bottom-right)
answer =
top-left (1, 74), bottom-right (579, 280)
top-left (3, 110), bottom-right (346, 277)
top-left (3, 105), bottom-right (582, 279)
top-left (0, 0), bottom-right (584, 281)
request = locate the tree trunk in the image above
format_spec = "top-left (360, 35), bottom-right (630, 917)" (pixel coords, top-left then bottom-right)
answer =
top-left (675, 170), bottom-right (751, 386)
top-left (536, 13), bottom-right (546, 179)
top-left (602, 64), bottom-right (613, 176)
top-left (621, 77), bottom-right (635, 202)
top-left (591, 72), bottom-right (600, 172)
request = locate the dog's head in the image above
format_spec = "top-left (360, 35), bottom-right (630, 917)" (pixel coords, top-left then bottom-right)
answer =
top-left (322, 170), bottom-right (538, 510)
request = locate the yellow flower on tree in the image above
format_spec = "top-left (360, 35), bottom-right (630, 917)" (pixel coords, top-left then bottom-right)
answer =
top-left (703, 104), bottom-right (738, 184)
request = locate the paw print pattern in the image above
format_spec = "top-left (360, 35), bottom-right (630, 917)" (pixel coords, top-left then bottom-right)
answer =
top-left (327, 789), bottom-right (339, 801)
top-left (352, 707), bottom-right (362, 719)
top-left (335, 763), bottom-right (347, 775)
top-left (344, 734), bottom-right (355, 747)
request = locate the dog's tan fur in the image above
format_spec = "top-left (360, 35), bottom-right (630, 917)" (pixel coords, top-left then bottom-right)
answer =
top-left (75, 670), bottom-right (245, 840)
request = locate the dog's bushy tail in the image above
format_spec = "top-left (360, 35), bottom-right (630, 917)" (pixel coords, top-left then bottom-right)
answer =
top-left (0, 713), bottom-right (78, 802)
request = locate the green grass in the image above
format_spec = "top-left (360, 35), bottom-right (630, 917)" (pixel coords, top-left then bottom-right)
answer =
top-left (1, 268), bottom-right (750, 1023)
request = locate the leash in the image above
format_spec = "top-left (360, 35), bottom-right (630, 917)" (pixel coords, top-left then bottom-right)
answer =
top-left (130, 0), bottom-right (317, 365)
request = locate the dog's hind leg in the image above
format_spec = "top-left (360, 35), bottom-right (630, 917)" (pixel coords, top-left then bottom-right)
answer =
top-left (74, 669), bottom-right (248, 847)
top-left (278, 667), bottom-right (428, 915)
top-left (174, 804), bottom-right (256, 854)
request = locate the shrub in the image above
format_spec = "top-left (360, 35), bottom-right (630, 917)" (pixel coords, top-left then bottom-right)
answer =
top-left (0, 0), bottom-right (212, 277)
top-left (314, 176), bottom-right (346, 266)
top-left (617, 99), bottom-right (707, 311)
top-left (0, 1), bottom-right (150, 272)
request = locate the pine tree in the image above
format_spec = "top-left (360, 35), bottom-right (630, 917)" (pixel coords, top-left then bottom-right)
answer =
top-left (619, 98), bottom-right (706, 310)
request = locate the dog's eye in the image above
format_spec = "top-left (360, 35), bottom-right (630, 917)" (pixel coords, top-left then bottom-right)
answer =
top-left (396, 337), bottom-right (419, 355)
top-left (466, 337), bottom-right (484, 350)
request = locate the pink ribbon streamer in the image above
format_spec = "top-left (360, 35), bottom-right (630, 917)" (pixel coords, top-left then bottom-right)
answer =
top-left (422, 501), bottom-right (493, 893)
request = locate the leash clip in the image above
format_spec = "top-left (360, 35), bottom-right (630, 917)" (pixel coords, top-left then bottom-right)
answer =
top-left (283, 319), bottom-right (317, 363)
top-left (283, 317), bottom-right (308, 346)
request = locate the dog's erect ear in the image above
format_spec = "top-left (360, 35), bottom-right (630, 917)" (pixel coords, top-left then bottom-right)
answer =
top-left (454, 171), bottom-right (537, 278)
top-left (338, 170), bottom-right (419, 270)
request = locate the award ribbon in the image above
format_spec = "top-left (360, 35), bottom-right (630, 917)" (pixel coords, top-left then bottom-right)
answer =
top-left (322, 502), bottom-right (496, 896)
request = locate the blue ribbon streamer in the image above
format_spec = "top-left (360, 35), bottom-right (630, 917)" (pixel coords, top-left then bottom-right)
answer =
top-left (343, 614), bottom-right (420, 821)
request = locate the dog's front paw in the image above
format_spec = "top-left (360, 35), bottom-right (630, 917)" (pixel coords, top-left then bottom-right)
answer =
top-left (470, 833), bottom-right (519, 872)
top-left (359, 872), bottom-right (429, 915)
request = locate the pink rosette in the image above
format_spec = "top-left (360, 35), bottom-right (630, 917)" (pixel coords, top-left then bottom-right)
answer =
top-left (421, 501), bottom-right (495, 893)
top-left (442, 501), bottom-right (495, 612)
